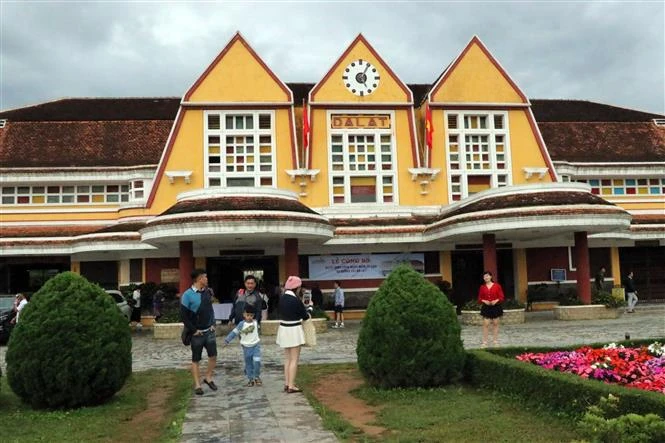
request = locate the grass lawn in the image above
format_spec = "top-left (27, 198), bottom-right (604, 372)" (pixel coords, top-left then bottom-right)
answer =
top-left (0, 369), bottom-right (192, 442)
top-left (298, 364), bottom-right (584, 443)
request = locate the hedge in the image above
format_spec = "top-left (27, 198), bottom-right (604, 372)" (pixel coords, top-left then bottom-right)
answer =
top-left (465, 349), bottom-right (665, 418)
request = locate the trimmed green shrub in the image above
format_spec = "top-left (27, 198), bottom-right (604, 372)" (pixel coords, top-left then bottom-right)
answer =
top-left (465, 350), bottom-right (665, 418)
top-left (578, 394), bottom-right (665, 442)
top-left (357, 265), bottom-right (465, 388)
top-left (6, 272), bottom-right (132, 409)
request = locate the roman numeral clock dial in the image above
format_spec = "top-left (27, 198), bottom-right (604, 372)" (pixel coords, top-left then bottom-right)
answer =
top-left (342, 59), bottom-right (380, 97)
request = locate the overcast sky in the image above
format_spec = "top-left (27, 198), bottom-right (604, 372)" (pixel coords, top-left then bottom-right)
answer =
top-left (1, 1), bottom-right (663, 114)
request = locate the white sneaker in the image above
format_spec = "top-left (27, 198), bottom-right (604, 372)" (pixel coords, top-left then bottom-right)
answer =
top-left (339, 323), bottom-right (345, 328)
top-left (331, 323), bottom-right (339, 329)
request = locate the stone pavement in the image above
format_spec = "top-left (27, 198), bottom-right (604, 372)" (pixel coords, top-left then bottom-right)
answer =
top-left (1, 305), bottom-right (663, 442)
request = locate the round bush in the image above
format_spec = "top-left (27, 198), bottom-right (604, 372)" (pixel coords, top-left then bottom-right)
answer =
top-left (6, 272), bottom-right (132, 408)
top-left (357, 265), bottom-right (466, 388)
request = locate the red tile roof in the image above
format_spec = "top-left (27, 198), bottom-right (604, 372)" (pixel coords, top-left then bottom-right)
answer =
top-left (0, 225), bottom-right (102, 238)
top-left (161, 196), bottom-right (319, 216)
top-left (1, 97), bottom-right (662, 169)
top-left (0, 120), bottom-right (172, 167)
top-left (540, 122), bottom-right (665, 163)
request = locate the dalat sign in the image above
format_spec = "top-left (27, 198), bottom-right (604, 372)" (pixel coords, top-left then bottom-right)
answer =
top-left (308, 253), bottom-right (425, 280)
top-left (330, 114), bottom-right (391, 129)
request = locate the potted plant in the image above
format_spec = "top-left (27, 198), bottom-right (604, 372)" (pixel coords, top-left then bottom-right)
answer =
top-left (554, 288), bottom-right (625, 320)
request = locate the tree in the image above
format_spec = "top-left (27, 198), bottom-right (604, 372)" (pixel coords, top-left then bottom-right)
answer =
top-left (6, 272), bottom-right (132, 408)
top-left (357, 265), bottom-right (465, 388)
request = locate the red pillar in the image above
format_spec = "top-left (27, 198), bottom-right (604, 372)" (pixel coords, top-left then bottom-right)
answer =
top-left (575, 231), bottom-right (591, 304)
top-left (284, 238), bottom-right (299, 277)
top-left (482, 233), bottom-right (497, 278)
top-left (179, 240), bottom-right (194, 295)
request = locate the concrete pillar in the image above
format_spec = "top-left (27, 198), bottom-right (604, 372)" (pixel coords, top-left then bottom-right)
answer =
top-left (70, 261), bottom-right (80, 274)
top-left (284, 238), bottom-right (299, 277)
top-left (513, 248), bottom-right (528, 304)
top-left (574, 231), bottom-right (591, 304)
top-left (118, 259), bottom-right (130, 286)
top-left (439, 250), bottom-right (452, 281)
top-left (610, 246), bottom-right (621, 286)
top-left (482, 233), bottom-right (497, 278)
top-left (179, 241), bottom-right (194, 294)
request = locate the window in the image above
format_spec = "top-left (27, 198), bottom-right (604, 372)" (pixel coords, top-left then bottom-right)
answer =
top-left (0, 184), bottom-right (129, 205)
top-left (205, 111), bottom-right (275, 188)
top-left (578, 178), bottom-right (665, 196)
top-left (329, 130), bottom-right (396, 205)
top-left (129, 180), bottom-right (146, 201)
top-left (445, 111), bottom-right (511, 201)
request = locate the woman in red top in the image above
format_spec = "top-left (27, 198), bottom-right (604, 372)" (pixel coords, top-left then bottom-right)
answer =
top-left (477, 271), bottom-right (505, 348)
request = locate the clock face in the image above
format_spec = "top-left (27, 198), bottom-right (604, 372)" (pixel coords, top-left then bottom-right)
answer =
top-left (342, 59), bottom-right (380, 97)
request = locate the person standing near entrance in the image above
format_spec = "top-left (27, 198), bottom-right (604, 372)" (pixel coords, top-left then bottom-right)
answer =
top-left (276, 276), bottom-right (311, 393)
top-left (595, 267), bottom-right (607, 292)
top-left (478, 271), bottom-right (504, 348)
top-left (233, 275), bottom-right (264, 326)
top-left (624, 271), bottom-right (639, 313)
top-left (331, 280), bottom-right (345, 328)
top-left (131, 285), bottom-right (142, 328)
top-left (181, 269), bottom-right (218, 396)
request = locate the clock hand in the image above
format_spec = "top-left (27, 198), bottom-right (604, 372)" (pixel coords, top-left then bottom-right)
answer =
top-left (363, 63), bottom-right (370, 74)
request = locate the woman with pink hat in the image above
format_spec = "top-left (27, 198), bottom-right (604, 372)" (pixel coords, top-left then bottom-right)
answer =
top-left (276, 275), bottom-right (312, 393)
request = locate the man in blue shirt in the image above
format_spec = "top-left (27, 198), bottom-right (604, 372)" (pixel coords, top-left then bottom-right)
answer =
top-left (181, 268), bottom-right (218, 395)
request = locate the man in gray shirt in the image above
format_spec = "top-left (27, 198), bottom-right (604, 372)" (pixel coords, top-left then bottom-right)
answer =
top-left (332, 280), bottom-right (345, 329)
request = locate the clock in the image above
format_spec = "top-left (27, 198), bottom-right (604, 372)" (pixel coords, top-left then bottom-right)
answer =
top-left (342, 59), bottom-right (380, 97)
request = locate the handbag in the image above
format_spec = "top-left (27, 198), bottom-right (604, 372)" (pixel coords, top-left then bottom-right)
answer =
top-left (181, 326), bottom-right (193, 346)
top-left (302, 319), bottom-right (317, 347)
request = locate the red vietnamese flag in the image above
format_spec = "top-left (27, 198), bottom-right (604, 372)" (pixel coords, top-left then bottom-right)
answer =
top-left (302, 99), bottom-right (310, 168)
top-left (425, 104), bottom-right (433, 166)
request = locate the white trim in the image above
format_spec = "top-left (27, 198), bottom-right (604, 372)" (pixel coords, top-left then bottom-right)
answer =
top-left (567, 246), bottom-right (577, 272)
top-left (309, 101), bottom-right (413, 106)
top-left (285, 169), bottom-right (320, 181)
top-left (0, 208), bottom-right (120, 214)
top-left (203, 109), bottom-right (277, 189)
top-left (523, 167), bottom-right (550, 180)
top-left (181, 101), bottom-right (292, 106)
top-left (0, 220), bottom-right (111, 227)
top-left (0, 167), bottom-right (156, 183)
top-left (430, 102), bottom-right (530, 108)
top-left (326, 109), bottom-right (399, 206)
top-left (604, 198), bottom-right (665, 203)
top-left (145, 209), bottom-right (328, 225)
top-left (164, 170), bottom-right (193, 184)
top-left (444, 110), bottom-right (513, 201)
top-left (176, 186), bottom-right (300, 203)
top-left (554, 162), bottom-right (665, 177)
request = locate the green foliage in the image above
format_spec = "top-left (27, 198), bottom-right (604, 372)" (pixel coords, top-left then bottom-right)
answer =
top-left (559, 287), bottom-right (584, 305)
top-left (465, 350), bottom-right (665, 418)
top-left (357, 265), bottom-right (465, 388)
top-left (310, 306), bottom-right (330, 320)
top-left (6, 272), bottom-right (132, 409)
top-left (578, 394), bottom-right (665, 442)
top-left (593, 290), bottom-right (626, 309)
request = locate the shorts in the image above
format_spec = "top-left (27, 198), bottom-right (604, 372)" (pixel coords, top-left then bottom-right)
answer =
top-left (480, 304), bottom-right (504, 319)
top-left (334, 305), bottom-right (344, 313)
top-left (131, 307), bottom-right (141, 322)
top-left (191, 329), bottom-right (217, 362)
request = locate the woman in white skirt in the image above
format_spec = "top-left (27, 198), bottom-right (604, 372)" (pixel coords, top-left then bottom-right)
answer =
top-left (276, 276), bottom-right (311, 393)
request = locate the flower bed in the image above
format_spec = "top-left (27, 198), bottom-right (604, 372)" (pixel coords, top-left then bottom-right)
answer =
top-left (516, 342), bottom-right (665, 394)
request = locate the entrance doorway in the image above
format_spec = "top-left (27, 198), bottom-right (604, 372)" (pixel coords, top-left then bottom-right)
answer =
top-left (451, 249), bottom-right (514, 311)
top-left (206, 256), bottom-right (279, 303)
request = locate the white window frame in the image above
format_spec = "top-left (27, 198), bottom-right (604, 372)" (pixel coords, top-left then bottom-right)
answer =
top-left (444, 110), bottom-right (512, 201)
top-left (204, 110), bottom-right (276, 188)
top-left (0, 184), bottom-right (130, 205)
top-left (326, 110), bottom-right (398, 206)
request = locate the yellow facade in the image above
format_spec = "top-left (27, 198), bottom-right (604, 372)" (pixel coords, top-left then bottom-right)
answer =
top-left (431, 38), bottom-right (525, 104)
top-left (311, 35), bottom-right (411, 104)
top-left (186, 34), bottom-right (290, 103)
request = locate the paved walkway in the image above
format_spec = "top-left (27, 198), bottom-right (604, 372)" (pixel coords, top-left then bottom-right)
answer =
top-left (1, 305), bottom-right (663, 442)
